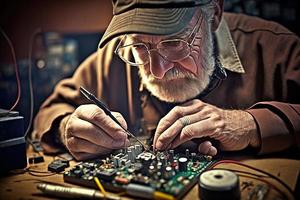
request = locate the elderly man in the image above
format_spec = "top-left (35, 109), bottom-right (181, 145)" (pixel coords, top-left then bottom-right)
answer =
top-left (33, 0), bottom-right (300, 161)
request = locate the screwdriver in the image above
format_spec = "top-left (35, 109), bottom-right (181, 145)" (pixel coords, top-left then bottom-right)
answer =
top-left (79, 86), bottom-right (148, 151)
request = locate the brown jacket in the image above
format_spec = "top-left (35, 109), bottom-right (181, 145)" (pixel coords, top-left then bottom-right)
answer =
top-left (33, 13), bottom-right (300, 155)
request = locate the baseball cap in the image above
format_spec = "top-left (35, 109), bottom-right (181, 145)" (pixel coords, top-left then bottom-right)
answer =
top-left (98, 0), bottom-right (212, 48)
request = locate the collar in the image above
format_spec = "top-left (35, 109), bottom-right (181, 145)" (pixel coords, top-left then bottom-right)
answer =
top-left (215, 17), bottom-right (245, 73)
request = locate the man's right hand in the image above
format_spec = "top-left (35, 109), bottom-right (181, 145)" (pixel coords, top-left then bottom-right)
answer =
top-left (61, 104), bottom-right (129, 161)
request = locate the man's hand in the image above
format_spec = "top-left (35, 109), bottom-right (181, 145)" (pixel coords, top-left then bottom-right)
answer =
top-left (153, 99), bottom-right (260, 156)
top-left (61, 104), bottom-right (129, 160)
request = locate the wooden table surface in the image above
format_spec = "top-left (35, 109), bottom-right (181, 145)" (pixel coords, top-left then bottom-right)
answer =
top-left (0, 148), bottom-right (299, 200)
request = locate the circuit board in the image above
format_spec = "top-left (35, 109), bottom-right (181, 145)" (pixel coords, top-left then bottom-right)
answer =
top-left (63, 145), bottom-right (214, 199)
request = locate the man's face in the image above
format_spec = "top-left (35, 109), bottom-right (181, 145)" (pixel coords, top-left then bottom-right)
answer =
top-left (131, 6), bottom-right (216, 103)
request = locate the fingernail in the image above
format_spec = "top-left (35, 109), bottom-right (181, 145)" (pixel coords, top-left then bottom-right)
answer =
top-left (112, 140), bottom-right (124, 147)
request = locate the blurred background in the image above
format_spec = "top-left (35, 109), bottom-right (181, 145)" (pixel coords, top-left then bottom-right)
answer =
top-left (0, 0), bottom-right (299, 133)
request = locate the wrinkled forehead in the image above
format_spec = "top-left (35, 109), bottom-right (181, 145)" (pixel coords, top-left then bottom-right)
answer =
top-left (128, 9), bottom-right (201, 43)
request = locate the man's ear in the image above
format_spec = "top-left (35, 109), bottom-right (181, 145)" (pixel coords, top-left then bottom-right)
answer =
top-left (212, 0), bottom-right (224, 31)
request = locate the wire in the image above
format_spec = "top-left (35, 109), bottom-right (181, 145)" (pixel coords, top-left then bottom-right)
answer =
top-left (0, 27), bottom-right (21, 112)
top-left (94, 177), bottom-right (108, 197)
top-left (237, 173), bottom-right (287, 199)
top-left (209, 159), bottom-right (295, 200)
top-left (25, 166), bottom-right (57, 177)
top-left (212, 167), bottom-right (287, 199)
top-left (25, 28), bottom-right (42, 138)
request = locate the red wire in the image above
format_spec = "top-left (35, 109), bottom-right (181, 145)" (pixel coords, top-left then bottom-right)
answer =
top-left (209, 159), bottom-right (267, 173)
top-left (0, 28), bottom-right (21, 112)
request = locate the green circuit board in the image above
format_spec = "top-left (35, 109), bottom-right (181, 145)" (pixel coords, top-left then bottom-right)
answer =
top-left (63, 145), bottom-right (213, 199)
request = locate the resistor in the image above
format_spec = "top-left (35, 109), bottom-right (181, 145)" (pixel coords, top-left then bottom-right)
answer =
top-left (115, 177), bottom-right (129, 185)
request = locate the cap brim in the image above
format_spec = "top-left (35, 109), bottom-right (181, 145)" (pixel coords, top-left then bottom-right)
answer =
top-left (98, 7), bottom-right (196, 48)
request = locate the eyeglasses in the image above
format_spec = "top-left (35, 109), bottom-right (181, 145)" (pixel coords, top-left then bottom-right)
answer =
top-left (114, 13), bottom-right (203, 66)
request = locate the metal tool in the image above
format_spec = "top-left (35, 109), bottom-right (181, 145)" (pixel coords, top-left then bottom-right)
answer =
top-left (37, 183), bottom-right (121, 200)
top-left (79, 86), bottom-right (148, 151)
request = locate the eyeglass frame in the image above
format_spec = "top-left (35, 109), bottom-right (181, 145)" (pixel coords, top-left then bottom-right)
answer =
top-left (114, 12), bottom-right (204, 67)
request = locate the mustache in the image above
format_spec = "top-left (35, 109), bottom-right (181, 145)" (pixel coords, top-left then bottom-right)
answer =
top-left (146, 67), bottom-right (197, 82)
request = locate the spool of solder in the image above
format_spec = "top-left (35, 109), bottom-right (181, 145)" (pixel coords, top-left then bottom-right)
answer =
top-left (198, 169), bottom-right (240, 200)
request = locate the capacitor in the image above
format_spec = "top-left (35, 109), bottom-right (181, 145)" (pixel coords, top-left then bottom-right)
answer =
top-left (178, 157), bottom-right (188, 172)
top-left (168, 149), bottom-right (174, 162)
top-left (148, 165), bottom-right (156, 175)
top-left (163, 166), bottom-right (174, 180)
top-left (157, 161), bottom-right (163, 171)
top-left (198, 169), bottom-right (240, 200)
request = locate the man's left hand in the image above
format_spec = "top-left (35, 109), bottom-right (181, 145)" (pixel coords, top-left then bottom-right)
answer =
top-left (153, 99), bottom-right (260, 156)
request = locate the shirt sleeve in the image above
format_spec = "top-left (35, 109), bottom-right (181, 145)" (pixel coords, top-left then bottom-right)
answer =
top-left (247, 102), bottom-right (300, 155)
top-left (246, 32), bottom-right (300, 154)
top-left (32, 52), bottom-right (102, 153)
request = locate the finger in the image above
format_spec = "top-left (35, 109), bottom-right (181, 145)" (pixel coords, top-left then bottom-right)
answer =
top-left (198, 141), bottom-right (213, 154)
top-left (66, 116), bottom-right (128, 149)
top-left (154, 119), bottom-right (183, 150)
top-left (155, 100), bottom-right (205, 135)
top-left (153, 100), bottom-right (206, 149)
top-left (112, 112), bottom-right (128, 130)
top-left (171, 116), bottom-right (222, 148)
top-left (75, 104), bottom-right (128, 140)
top-left (66, 136), bottom-right (112, 154)
top-left (207, 145), bottom-right (218, 156)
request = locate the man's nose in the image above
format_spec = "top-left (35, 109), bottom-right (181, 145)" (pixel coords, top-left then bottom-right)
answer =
top-left (149, 51), bottom-right (174, 79)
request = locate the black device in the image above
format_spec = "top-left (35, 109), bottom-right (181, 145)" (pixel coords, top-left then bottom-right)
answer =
top-left (48, 159), bottom-right (70, 173)
top-left (199, 169), bottom-right (240, 200)
top-left (0, 109), bottom-right (27, 173)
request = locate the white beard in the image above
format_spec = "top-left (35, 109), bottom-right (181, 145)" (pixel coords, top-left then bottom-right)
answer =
top-left (139, 9), bottom-right (216, 103)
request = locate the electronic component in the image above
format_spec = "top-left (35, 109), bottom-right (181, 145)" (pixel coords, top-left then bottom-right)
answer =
top-left (178, 157), bottom-right (188, 172)
top-left (198, 169), bottom-right (240, 200)
top-left (64, 145), bottom-right (214, 199)
top-left (0, 110), bottom-right (27, 172)
top-left (28, 155), bottom-right (44, 164)
top-left (48, 159), bottom-right (69, 173)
